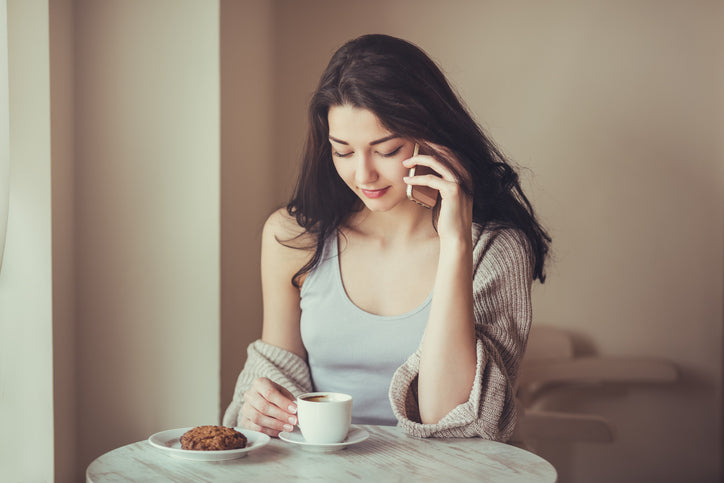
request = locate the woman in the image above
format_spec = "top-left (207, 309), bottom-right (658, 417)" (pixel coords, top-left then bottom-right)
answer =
top-left (223, 34), bottom-right (550, 441)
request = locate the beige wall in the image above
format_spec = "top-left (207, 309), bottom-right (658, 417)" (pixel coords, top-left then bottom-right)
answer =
top-left (73, 0), bottom-right (221, 475)
top-left (267, 1), bottom-right (723, 482)
top-left (219, 0), bottom-right (277, 418)
top-left (49, 0), bottom-right (75, 481)
top-left (2, 1), bottom-right (721, 481)
top-left (1, 1), bottom-right (55, 481)
top-left (4, 1), bottom-right (222, 481)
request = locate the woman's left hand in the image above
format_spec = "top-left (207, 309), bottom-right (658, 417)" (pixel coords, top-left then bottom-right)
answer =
top-left (403, 142), bottom-right (473, 244)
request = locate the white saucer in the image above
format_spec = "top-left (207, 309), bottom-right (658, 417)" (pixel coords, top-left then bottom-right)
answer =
top-left (279, 425), bottom-right (369, 452)
top-left (148, 427), bottom-right (270, 461)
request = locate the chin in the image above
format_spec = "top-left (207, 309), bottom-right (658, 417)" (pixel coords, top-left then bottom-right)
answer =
top-left (360, 197), bottom-right (408, 213)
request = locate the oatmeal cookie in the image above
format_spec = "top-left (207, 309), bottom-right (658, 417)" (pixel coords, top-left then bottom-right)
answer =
top-left (180, 425), bottom-right (247, 451)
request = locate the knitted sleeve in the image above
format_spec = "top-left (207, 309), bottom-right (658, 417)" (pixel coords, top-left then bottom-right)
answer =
top-left (222, 339), bottom-right (313, 427)
top-left (388, 227), bottom-right (533, 440)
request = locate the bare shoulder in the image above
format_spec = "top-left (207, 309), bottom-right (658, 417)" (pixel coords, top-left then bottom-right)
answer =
top-left (262, 208), bottom-right (316, 285)
top-left (263, 207), bottom-right (302, 240)
top-left (260, 208), bottom-right (313, 358)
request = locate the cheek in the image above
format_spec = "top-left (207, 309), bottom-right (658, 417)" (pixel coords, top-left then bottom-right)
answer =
top-left (332, 160), bottom-right (354, 183)
top-left (388, 162), bottom-right (409, 180)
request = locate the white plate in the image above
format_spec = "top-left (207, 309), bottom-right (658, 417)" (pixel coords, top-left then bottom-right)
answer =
top-left (148, 427), bottom-right (270, 461)
top-left (279, 425), bottom-right (369, 452)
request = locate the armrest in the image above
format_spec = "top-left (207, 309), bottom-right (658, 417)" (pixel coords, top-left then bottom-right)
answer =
top-left (519, 357), bottom-right (678, 387)
top-left (520, 410), bottom-right (614, 442)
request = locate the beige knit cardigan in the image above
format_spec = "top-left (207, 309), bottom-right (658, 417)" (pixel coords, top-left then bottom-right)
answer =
top-left (223, 224), bottom-right (533, 441)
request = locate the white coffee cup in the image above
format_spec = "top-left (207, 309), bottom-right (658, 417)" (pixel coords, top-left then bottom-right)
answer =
top-left (296, 392), bottom-right (353, 444)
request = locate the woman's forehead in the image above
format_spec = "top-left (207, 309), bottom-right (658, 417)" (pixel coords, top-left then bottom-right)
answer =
top-left (327, 105), bottom-right (393, 143)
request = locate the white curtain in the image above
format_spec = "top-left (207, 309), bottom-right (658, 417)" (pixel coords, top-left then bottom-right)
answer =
top-left (0, 0), bottom-right (10, 273)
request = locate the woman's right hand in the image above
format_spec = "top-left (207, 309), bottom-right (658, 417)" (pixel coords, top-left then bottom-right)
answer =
top-left (240, 377), bottom-right (298, 437)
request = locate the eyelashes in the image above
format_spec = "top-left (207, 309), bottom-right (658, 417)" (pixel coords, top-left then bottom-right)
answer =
top-left (332, 145), bottom-right (403, 158)
top-left (381, 146), bottom-right (403, 158)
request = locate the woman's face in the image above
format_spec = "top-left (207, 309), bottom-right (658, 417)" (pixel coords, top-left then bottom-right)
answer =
top-left (327, 105), bottom-right (415, 212)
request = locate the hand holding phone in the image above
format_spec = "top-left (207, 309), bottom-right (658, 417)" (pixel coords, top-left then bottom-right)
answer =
top-left (406, 144), bottom-right (440, 209)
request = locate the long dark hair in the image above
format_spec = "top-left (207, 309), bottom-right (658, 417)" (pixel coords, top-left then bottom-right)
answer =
top-left (286, 34), bottom-right (550, 285)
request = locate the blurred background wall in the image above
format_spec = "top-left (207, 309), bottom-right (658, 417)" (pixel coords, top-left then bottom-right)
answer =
top-left (263, 2), bottom-right (724, 481)
top-left (0, 1), bottom-right (721, 482)
top-left (3, 1), bottom-right (221, 482)
top-left (73, 2), bottom-right (221, 481)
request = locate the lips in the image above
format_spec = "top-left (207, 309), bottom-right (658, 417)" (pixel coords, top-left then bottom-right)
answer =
top-left (360, 187), bottom-right (390, 199)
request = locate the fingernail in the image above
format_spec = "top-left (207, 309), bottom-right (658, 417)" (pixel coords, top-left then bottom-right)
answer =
top-left (283, 424), bottom-right (293, 432)
top-left (288, 405), bottom-right (297, 414)
top-left (288, 416), bottom-right (297, 425)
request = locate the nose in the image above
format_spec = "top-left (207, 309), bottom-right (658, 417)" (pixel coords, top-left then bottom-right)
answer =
top-left (354, 153), bottom-right (378, 185)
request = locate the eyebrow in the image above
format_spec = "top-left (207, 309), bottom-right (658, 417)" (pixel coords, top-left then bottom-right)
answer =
top-left (328, 134), bottom-right (399, 146)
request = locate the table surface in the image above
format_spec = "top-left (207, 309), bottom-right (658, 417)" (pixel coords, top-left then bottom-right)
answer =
top-left (86, 425), bottom-right (557, 482)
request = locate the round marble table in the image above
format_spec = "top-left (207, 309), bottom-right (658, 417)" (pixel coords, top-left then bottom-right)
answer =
top-left (87, 424), bottom-right (557, 482)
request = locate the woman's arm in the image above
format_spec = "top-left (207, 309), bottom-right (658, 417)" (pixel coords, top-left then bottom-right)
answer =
top-left (259, 209), bottom-right (309, 359)
top-left (389, 227), bottom-right (533, 440)
top-left (404, 143), bottom-right (477, 424)
top-left (234, 208), bottom-right (314, 437)
top-left (417, 235), bottom-right (477, 424)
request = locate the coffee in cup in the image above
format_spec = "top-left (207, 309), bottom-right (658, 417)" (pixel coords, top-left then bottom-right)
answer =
top-left (296, 392), bottom-right (352, 444)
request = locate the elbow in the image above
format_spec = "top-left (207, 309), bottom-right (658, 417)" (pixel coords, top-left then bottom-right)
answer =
top-left (419, 410), bottom-right (442, 425)
top-left (418, 396), bottom-right (467, 425)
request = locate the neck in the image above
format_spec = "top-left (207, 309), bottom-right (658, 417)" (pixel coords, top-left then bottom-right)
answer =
top-left (345, 201), bottom-right (437, 243)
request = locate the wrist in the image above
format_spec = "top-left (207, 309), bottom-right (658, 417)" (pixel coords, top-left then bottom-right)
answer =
top-left (438, 235), bottom-right (472, 254)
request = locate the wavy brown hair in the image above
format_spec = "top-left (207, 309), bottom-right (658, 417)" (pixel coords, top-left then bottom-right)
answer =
top-left (285, 34), bottom-right (550, 286)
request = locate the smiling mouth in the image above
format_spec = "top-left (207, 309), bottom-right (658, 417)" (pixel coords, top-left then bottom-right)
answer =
top-left (360, 187), bottom-right (390, 199)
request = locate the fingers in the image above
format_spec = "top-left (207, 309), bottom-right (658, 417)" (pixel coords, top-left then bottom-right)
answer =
top-left (239, 415), bottom-right (285, 438)
top-left (406, 174), bottom-right (460, 192)
top-left (240, 377), bottom-right (298, 437)
top-left (403, 155), bottom-right (465, 199)
top-left (424, 141), bottom-right (468, 176)
top-left (254, 377), bottom-right (298, 414)
top-left (404, 142), bottom-right (472, 190)
top-left (240, 410), bottom-right (292, 438)
top-left (403, 153), bottom-right (457, 182)
top-left (404, 173), bottom-right (466, 204)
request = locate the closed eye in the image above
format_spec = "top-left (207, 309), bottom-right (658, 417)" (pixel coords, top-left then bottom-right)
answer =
top-left (380, 146), bottom-right (403, 158)
top-left (333, 151), bottom-right (353, 158)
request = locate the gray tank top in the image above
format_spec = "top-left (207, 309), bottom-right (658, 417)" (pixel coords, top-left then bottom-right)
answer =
top-left (300, 233), bottom-right (431, 425)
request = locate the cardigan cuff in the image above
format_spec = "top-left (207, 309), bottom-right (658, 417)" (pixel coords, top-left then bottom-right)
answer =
top-left (389, 339), bottom-right (500, 439)
top-left (222, 339), bottom-right (312, 427)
